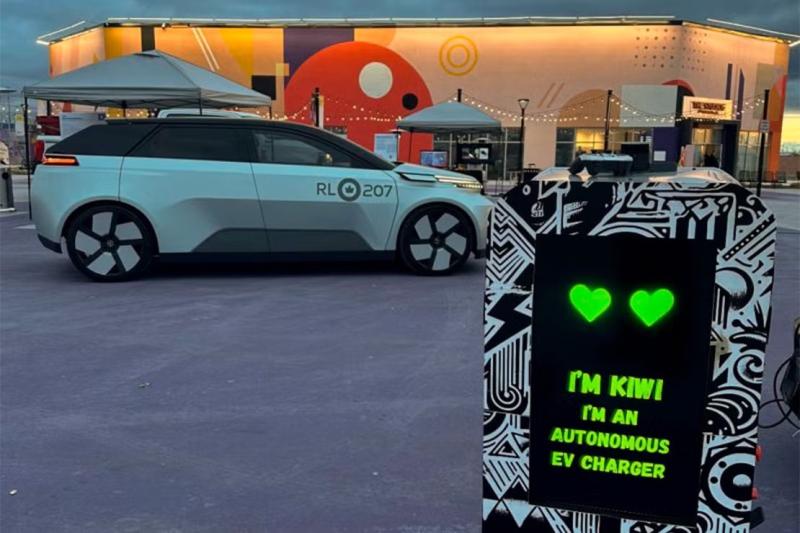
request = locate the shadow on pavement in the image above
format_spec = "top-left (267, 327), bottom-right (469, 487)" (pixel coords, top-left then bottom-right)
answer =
top-left (147, 258), bottom-right (484, 280)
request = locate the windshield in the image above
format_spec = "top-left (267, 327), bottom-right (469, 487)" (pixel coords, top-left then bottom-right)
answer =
top-left (307, 126), bottom-right (397, 171)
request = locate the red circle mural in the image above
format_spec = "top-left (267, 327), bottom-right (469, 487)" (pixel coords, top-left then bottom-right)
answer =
top-left (284, 41), bottom-right (433, 162)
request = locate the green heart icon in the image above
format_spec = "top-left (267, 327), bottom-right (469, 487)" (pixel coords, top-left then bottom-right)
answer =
top-left (569, 284), bottom-right (612, 323)
top-left (629, 289), bottom-right (675, 327)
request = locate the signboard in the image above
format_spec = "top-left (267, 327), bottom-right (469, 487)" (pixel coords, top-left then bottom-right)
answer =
top-left (14, 113), bottom-right (24, 137)
top-left (529, 234), bottom-right (716, 525)
top-left (682, 97), bottom-right (733, 120)
top-left (420, 150), bottom-right (448, 168)
top-left (373, 133), bottom-right (398, 162)
top-left (457, 143), bottom-right (492, 164)
top-left (483, 174), bottom-right (776, 532)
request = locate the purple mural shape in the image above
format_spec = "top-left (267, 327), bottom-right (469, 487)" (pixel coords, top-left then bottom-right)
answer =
top-left (283, 28), bottom-right (354, 85)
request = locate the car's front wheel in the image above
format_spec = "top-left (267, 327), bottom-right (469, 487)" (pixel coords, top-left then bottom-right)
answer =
top-left (65, 204), bottom-right (155, 282)
top-left (398, 204), bottom-right (474, 275)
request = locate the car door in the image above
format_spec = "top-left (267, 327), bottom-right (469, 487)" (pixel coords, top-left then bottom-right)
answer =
top-left (248, 128), bottom-right (398, 254)
top-left (121, 124), bottom-right (268, 254)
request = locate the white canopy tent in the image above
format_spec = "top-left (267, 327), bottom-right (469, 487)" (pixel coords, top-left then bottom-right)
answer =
top-left (395, 101), bottom-right (501, 164)
top-left (396, 102), bottom-right (501, 133)
top-left (22, 50), bottom-right (270, 109)
top-left (20, 51), bottom-right (271, 215)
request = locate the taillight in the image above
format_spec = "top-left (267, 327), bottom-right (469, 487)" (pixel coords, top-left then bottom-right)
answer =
top-left (43, 155), bottom-right (79, 166)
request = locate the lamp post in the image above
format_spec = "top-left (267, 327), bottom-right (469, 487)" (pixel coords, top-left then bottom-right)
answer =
top-left (518, 98), bottom-right (530, 184)
top-left (603, 89), bottom-right (613, 152)
top-left (755, 89), bottom-right (770, 197)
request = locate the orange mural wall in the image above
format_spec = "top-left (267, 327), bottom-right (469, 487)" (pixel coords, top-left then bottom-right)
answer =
top-left (47, 22), bottom-right (790, 173)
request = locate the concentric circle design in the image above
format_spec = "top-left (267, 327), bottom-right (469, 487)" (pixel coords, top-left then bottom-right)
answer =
top-left (358, 62), bottom-right (393, 99)
top-left (439, 35), bottom-right (478, 76)
top-left (701, 447), bottom-right (754, 518)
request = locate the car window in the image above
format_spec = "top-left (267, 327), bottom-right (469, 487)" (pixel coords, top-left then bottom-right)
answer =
top-left (130, 126), bottom-right (248, 162)
top-left (252, 130), bottom-right (355, 168)
top-left (49, 123), bottom-right (157, 156)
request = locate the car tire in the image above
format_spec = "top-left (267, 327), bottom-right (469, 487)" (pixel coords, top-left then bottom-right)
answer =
top-left (65, 204), bottom-right (155, 282)
top-left (398, 204), bottom-right (474, 275)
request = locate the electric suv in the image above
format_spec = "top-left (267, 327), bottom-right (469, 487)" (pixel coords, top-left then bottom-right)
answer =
top-left (31, 118), bottom-right (493, 281)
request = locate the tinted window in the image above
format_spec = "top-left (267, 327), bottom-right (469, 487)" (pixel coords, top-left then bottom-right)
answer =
top-left (130, 126), bottom-right (248, 162)
top-left (49, 123), bottom-right (157, 156)
top-left (252, 130), bottom-right (357, 167)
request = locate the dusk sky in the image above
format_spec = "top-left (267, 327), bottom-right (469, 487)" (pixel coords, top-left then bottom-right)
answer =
top-left (1, 0), bottom-right (798, 111)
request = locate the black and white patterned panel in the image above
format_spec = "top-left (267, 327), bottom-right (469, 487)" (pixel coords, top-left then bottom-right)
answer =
top-left (483, 178), bottom-right (776, 532)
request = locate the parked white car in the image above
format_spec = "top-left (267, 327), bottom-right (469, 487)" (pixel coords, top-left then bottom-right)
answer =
top-left (31, 118), bottom-right (492, 281)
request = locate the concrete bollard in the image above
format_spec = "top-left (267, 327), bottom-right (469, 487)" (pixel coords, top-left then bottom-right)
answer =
top-left (0, 169), bottom-right (15, 212)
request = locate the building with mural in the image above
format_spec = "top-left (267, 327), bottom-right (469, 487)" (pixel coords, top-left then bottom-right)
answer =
top-left (38, 17), bottom-right (793, 179)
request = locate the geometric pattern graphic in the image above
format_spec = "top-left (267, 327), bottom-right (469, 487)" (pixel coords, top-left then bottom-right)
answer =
top-left (483, 176), bottom-right (776, 532)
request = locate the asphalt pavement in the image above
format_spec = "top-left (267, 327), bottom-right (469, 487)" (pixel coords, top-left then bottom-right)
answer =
top-left (1, 189), bottom-right (798, 532)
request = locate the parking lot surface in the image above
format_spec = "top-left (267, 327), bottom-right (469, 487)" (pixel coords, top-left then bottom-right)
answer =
top-left (1, 191), bottom-right (798, 532)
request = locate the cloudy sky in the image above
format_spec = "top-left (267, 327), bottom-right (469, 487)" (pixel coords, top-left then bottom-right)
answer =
top-left (0, 0), bottom-right (798, 109)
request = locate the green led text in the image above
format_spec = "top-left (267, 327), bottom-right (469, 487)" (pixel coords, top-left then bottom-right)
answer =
top-left (567, 370), bottom-right (664, 401)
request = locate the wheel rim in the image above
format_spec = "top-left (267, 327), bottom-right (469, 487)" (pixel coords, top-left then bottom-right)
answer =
top-left (407, 210), bottom-right (469, 272)
top-left (72, 210), bottom-right (146, 276)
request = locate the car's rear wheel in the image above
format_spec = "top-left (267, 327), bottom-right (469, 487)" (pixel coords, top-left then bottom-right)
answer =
top-left (65, 204), bottom-right (155, 282)
top-left (398, 204), bottom-right (473, 275)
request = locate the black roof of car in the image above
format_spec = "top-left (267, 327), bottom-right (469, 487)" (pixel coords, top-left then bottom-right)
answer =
top-left (108, 118), bottom-right (318, 130)
top-left (51, 118), bottom-right (395, 170)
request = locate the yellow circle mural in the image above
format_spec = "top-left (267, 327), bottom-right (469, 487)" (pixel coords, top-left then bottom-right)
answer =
top-left (439, 35), bottom-right (478, 76)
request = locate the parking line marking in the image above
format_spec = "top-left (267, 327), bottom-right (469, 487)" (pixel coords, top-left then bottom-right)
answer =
top-left (15, 224), bottom-right (35, 230)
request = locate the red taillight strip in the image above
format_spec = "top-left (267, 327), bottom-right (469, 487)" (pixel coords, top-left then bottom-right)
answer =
top-left (43, 155), bottom-right (79, 166)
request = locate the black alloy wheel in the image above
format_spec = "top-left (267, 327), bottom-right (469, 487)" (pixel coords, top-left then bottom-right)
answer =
top-left (398, 204), bottom-right (473, 275)
top-left (65, 205), bottom-right (155, 281)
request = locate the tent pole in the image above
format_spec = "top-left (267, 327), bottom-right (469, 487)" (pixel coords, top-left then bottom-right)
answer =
top-left (23, 97), bottom-right (31, 220)
top-left (449, 133), bottom-right (453, 168)
top-left (199, 99), bottom-right (203, 116)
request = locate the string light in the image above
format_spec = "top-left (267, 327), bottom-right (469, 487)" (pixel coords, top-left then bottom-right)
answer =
top-left (73, 89), bottom-right (769, 130)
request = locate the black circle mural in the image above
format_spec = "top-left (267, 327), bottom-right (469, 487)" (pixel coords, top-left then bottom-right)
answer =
top-left (402, 92), bottom-right (419, 110)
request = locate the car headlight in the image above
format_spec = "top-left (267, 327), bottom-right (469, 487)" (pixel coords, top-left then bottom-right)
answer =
top-left (434, 175), bottom-right (483, 192)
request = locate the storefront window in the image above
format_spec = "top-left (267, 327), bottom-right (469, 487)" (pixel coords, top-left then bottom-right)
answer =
top-left (556, 128), bottom-right (575, 142)
top-left (691, 127), bottom-right (722, 145)
top-left (433, 128), bottom-right (521, 179)
top-left (736, 131), bottom-right (762, 180)
top-left (690, 126), bottom-right (724, 167)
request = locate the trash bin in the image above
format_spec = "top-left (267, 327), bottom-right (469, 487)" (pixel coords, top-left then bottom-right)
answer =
top-left (0, 167), bottom-right (15, 211)
top-left (482, 163), bottom-right (776, 532)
